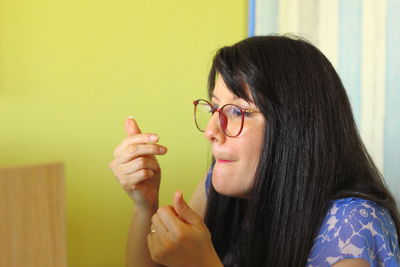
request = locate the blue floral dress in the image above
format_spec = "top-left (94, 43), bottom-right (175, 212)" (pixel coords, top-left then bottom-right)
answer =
top-left (307, 197), bottom-right (400, 266)
top-left (205, 168), bottom-right (400, 266)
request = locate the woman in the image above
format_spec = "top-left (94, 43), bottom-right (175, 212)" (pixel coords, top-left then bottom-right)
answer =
top-left (109, 35), bottom-right (400, 267)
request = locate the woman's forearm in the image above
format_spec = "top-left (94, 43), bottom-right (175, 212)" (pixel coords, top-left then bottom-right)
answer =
top-left (125, 206), bottom-right (164, 267)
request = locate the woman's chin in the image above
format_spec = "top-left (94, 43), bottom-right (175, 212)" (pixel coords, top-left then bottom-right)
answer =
top-left (212, 174), bottom-right (248, 198)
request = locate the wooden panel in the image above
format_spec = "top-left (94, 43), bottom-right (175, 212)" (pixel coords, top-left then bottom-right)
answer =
top-left (0, 162), bottom-right (67, 267)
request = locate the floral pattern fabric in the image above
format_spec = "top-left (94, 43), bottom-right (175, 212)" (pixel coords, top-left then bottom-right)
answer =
top-left (307, 197), bottom-right (400, 267)
top-left (205, 169), bottom-right (400, 266)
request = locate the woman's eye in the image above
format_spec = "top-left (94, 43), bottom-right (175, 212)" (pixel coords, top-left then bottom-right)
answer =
top-left (225, 106), bottom-right (242, 117)
top-left (233, 108), bottom-right (242, 116)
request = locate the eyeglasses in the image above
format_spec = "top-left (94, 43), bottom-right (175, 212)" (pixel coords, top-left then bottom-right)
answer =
top-left (193, 99), bottom-right (261, 137)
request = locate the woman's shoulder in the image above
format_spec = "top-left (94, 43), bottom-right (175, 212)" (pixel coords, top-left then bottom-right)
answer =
top-left (330, 196), bottom-right (383, 209)
top-left (326, 197), bottom-right (391, 222)
top-left (307, 197), bottom-right (400, 266)
top-left (325, 197), bottom-right (397, 236)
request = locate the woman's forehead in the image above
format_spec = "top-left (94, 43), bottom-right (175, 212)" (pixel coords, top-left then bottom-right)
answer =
top-left (212, 76), bottom-right (254, 105)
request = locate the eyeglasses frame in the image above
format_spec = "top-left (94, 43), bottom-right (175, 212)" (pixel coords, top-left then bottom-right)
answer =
top-left (193, 99), bottom-right (261, 137)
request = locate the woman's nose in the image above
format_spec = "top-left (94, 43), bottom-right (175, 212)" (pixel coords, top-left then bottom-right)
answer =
top-left (204, 112), bottom-right (225, 143)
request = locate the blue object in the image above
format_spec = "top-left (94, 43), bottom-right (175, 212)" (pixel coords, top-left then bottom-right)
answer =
top-left (205, 166), bottom-right (400, 266)
top-left (307, 197), bottom-right (400, 266)
top-left (248, 0), bottom-right (256, 37)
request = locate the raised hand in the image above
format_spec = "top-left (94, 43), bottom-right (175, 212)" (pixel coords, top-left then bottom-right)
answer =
top-left (109, 117), bottom-right (167, 210)
top-left (147, 191), bottom-right (222, 267)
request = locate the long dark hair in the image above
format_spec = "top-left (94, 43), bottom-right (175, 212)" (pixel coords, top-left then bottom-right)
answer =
top-left (204, 35), bottom-right (400, 266)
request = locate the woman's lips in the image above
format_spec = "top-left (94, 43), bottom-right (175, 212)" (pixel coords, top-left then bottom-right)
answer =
top-left (217, 159), bottom-right (234, 163)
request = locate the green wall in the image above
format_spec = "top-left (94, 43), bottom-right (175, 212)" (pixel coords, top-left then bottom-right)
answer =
top-left (0, 0), bottom-right (246, 266)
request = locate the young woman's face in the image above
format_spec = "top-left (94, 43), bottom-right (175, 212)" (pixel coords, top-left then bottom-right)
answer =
top-left (205, 75), bottom-right (265, 198)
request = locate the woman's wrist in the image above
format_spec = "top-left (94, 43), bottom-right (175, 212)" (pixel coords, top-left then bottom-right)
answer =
top-left (134, 202), bottom-right (159, 218)
top-left (188, 247), bottom-right (222, 267)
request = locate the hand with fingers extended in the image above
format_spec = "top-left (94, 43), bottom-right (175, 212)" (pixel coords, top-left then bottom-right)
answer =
top-left (147, 191), bottom-right (223, 267)
top-left (109, 117), bottom-right (167, 210)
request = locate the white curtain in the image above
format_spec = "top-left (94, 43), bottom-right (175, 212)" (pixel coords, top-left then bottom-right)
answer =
top-left (249, 0), bottom-right (400, 199)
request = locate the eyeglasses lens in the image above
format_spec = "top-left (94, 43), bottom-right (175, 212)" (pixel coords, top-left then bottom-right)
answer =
top-left (195, 100), bottom-right (243, 137)
top-left (194, 101), bottom-right (212, 132)
top-left (221, 105), bottom-right (242, 136)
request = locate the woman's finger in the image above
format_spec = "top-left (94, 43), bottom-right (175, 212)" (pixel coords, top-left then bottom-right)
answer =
top-left (125, 117), bottom-right (142, 136)
top-left (110, 158), bottom-right (160, 186)
top-left (147, 229), bottom-right (162, 262)
top-left (112, 144), bottom-right (167, 165)
top-left (127, 143), bottom-right (167, 159)
top-left (122, 157), bottom-right (160, 175)
top-left (113, 134), bottom-right (159, 157)
top-left (156, 206), bottom-right (184, 236)
top-left (147, 212), bottom-right (172, 263)
top-left (124, 169), bottom-right (155, 186)
top-left (151, 213), bottom-right (169, 235)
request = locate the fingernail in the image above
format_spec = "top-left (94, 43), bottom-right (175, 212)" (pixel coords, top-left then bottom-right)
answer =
top-left (159, 146), bottom-right (166, 153)
top-left (127, 116), bottom-right (134, 119)
top-left (150, 135), bottom-right (158, 142)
